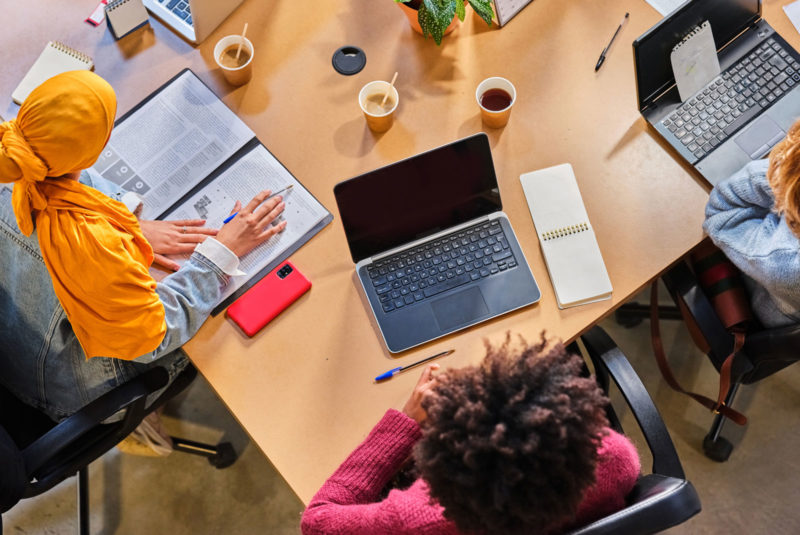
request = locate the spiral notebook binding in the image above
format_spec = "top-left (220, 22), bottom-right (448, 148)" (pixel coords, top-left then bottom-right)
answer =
top-left (541, 222), bottom-right (589, 241)
top-left (105, 0), bottom-right (131, 12)
top-left (50, 41), bottom-right (93, 64)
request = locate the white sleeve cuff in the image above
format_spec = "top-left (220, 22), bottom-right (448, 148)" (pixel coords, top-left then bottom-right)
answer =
top-left (121, 192), bottom-right (143, 217)
top-left (195, 237), bottom-right (247, 277)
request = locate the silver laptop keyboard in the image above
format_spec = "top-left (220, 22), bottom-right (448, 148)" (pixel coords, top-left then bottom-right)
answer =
top-left (366, 220), bottom-right (517, 313)
top-left (158, 0), bottom-right (192, 25)
top-left (662, 37), bottom-right (800, 161)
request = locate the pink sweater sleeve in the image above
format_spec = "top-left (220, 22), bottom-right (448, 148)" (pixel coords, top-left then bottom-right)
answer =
top-left (301, 409), bottom-right (457, 535)
top-left (572, 428), bottom-right (641, 527)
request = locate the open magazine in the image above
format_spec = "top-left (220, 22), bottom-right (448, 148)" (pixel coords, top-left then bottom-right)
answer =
top-left (90, 69), bottom-right (332, 314)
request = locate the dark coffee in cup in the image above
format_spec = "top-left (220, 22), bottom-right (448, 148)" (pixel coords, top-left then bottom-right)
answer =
top-left (480, 88), bottom-right (512, 111)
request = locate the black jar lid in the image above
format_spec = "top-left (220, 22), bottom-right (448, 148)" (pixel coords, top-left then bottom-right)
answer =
top-left (332, 46), bottom-right (366, 75)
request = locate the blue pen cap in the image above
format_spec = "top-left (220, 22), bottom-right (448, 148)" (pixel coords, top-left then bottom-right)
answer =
top-left (375, 367), bottom-right (402, 382)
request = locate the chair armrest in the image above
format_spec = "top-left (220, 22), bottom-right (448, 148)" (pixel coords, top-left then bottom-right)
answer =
top-left (580, 327), bottom-right (685, 479)
top-left (21, 367), bottom-right (168, 475)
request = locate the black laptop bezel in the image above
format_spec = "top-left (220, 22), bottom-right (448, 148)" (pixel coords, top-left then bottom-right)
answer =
top-left (333, 133), bottom-right (502, 264)
top-left (633, 0), bottom-right (762, 112)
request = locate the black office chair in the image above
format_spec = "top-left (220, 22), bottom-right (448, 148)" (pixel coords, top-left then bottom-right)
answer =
top-left (565, 326), bottom-right (702, 535)
top-left (0, 363), bottom-right (237, 535)
top-left (656, 260), bottom-right (800, 462)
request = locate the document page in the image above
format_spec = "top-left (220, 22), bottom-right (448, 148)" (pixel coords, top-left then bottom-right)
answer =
top-left (163, 144), bottom-right (330, 304)
top-left (91, 70), bottom-right (254, 219)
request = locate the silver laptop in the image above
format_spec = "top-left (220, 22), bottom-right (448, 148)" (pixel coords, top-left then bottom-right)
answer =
top-left (143, 0), bottom-right (244, 44)
top-left (334, 133), bottom-right (541, 353)
top-left (634, 0), bottom-right (800, 185)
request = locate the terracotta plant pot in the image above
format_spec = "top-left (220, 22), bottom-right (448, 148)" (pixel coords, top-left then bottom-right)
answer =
top-left (397, 1), bottom-right (460, 37)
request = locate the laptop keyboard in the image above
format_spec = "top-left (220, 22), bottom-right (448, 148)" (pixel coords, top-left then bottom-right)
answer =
top-left (662, 37), bottom-right (800, 161)
top-left (366, 220), bottom-right (518, 313)
top-left (158, 0), bottom-right (192, 24)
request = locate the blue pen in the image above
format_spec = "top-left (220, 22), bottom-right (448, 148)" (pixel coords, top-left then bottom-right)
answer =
top-left (222, 184), bottom-right (293, 224)
top-left (374, 350), bottom-right (454, 382)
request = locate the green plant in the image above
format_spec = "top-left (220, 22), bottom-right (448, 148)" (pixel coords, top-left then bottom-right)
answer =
top-left (395, 0), bottom-right (494, 45)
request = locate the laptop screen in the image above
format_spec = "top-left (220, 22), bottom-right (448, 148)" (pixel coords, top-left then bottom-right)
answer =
top-left (334, 133), bottom-right (502, 263)
top-left (633, 0), bottom-right (761, 111)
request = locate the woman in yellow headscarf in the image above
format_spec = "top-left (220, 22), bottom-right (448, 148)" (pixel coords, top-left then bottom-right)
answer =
top-left (0, 71), bottom-right (287, 419)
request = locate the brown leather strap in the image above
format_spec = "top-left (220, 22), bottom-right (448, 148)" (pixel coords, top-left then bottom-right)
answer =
top-left (650, 283), bottom-right (747, 426)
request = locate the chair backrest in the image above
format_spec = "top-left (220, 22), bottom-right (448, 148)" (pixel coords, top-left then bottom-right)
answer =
top-left (663, 260), bottom-right (800, 385)
top-left (569, 327), bottom-right (702, 534)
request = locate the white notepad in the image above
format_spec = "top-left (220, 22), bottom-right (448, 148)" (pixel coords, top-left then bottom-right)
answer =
top-left (670, 21), bottom-right (720, 102)
top-left (12, 42), bottom-right (94, 105)
top-left (520, 164), bottom-right (612, 309)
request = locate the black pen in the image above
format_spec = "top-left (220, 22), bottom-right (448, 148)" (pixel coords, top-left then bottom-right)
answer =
top-left (595, 13), bottom-right (629, 72)
top-left (374, 349), bottom-right (454, 382)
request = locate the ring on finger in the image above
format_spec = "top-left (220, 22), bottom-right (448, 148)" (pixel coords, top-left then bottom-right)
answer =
top-left (182, 226), bottom-right (187, 234)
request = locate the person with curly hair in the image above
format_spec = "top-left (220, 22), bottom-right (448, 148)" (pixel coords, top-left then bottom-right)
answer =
top-left (300, 337), bottom-right (640, 535)
top-left (704, 120), bottom-right (800, 328)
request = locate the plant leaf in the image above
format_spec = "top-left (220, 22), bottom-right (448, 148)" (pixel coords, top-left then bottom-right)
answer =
top-left (419, 0), bottom-right (455, 45)
top-left (467, 0), bottom-right (494, 26)
top-left (455, 0), bottom-right (466, 21)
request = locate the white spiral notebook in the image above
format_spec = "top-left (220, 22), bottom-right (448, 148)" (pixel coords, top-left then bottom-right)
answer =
top-left (520, 164), bottom-right (612, 309)
top-left (12, 42), bottom-right (94, 105)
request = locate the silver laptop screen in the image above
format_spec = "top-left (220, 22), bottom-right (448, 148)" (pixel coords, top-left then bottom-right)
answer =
top-left (334, 133), bottom-right (502, 263)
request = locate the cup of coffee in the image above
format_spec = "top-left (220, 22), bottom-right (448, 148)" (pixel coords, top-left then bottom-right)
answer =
top-left (475, 77), bottom-right (516, 128)
top-left (214, 35), bottom-right (254, 86)
top-left (359, 81), bottom-right (399, 133)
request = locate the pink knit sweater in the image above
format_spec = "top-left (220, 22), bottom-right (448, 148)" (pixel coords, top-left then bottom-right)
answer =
top-left (301, 409), bottom-right (640, 535)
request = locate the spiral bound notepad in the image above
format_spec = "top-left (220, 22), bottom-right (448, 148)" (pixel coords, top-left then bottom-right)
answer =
top-left (12, 42), bottom-right (93, 105)
top-left (520, 164), bottom-right (612, 309)
top-left (670, 21), bottom-right (720, 102)
top-left (105, 0), bottom-right (150, 39)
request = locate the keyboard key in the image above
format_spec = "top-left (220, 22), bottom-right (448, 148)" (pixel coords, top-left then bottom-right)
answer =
top-left (382, 302), bottom-right (395, 312)
top-left (423, 273), bottom-right (471, 298)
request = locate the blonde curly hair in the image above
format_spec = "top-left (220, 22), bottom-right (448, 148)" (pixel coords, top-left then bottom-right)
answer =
top-left (767, 121), bottom-right (800, 237)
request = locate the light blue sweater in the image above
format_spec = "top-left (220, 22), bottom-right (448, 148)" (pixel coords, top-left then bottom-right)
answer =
top-left (703, 159), bottom-right (800, 328)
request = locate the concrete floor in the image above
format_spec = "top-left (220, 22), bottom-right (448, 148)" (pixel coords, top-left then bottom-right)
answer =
top-left (4, 289), bottom-right (800, 534)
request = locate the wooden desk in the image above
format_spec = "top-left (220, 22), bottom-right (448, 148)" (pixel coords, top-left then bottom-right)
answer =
top-left (5, 0), bottom-right (798, 505)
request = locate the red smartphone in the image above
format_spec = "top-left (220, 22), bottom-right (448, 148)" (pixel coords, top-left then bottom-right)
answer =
top-left (226, 261), bottom-right (311, 337)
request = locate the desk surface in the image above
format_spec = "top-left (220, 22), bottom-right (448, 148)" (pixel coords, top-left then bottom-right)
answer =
top-left (5, 0), bottom-right (797, 505)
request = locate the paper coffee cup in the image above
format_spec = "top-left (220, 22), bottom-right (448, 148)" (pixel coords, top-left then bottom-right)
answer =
top-left (359, 81), bottom-right (399, 133)
top-left (214, 35), bottom-right (254, 86)
top-left (476, 77), bottom-right (516, 128)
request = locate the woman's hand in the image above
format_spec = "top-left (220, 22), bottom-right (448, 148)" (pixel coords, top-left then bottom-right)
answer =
top-left (402, 363), bottom-right (440, 424)
top-left (215, 190), bottom-right (288, 258)
top-left (139, 219), bottom-right (219, 271)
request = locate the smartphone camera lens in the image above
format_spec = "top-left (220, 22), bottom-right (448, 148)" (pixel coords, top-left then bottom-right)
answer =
top-left (278, 265), bottom-right (293, 279)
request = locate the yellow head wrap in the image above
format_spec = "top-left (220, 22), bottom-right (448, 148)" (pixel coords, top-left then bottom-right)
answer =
top-left (0, 71), bottom-right (166, 360)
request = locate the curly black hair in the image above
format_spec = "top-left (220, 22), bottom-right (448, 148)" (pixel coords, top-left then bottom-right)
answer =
top-left (415, 335), bottom-right (609, 535)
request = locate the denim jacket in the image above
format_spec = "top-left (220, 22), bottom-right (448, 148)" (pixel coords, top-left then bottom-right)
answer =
top-left (0, 170), bottom-right (228, 420)
top-left (703, 159), bottom-right (800, 328)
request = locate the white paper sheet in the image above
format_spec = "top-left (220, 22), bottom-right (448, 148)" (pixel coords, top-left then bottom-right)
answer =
top-left (645, 0), bottom-right (684, 17)
top-left (162, 145), bottom-right (329, 304)
top-left (91, 70), bottom-right (254, 219)
top-left (784, 0), bottom-right (800, 35)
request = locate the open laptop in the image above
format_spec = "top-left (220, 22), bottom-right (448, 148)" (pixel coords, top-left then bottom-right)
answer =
top-left (142, 0), bottom-right (244, 44)
top-left (634, 0), bottom-right (800, 185)
top-left (334, 133), bottom-right (541, 353)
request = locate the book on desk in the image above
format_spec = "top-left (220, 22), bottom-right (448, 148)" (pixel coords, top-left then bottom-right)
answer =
top-left (90, 69), bottom-right (332, 315)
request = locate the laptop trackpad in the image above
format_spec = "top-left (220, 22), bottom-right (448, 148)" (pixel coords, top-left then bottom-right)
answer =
top-left (431, 287), bottom-right (490, 331)
top-left (734, 115), bottom-right (786, 159)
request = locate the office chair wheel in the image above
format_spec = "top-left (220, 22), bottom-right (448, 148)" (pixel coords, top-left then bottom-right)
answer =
top-left (703, 433), bottom-right (733, 462)
top-left (208, 442), bottom-right (237, 469)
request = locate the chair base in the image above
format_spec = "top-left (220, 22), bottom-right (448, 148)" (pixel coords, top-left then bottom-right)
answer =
top-left (614, 303), bottom-right (682, 328)
top-left (702, 434), bottom-right (733, 463)
top-left (171, 438), bottom-right (238, 469)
